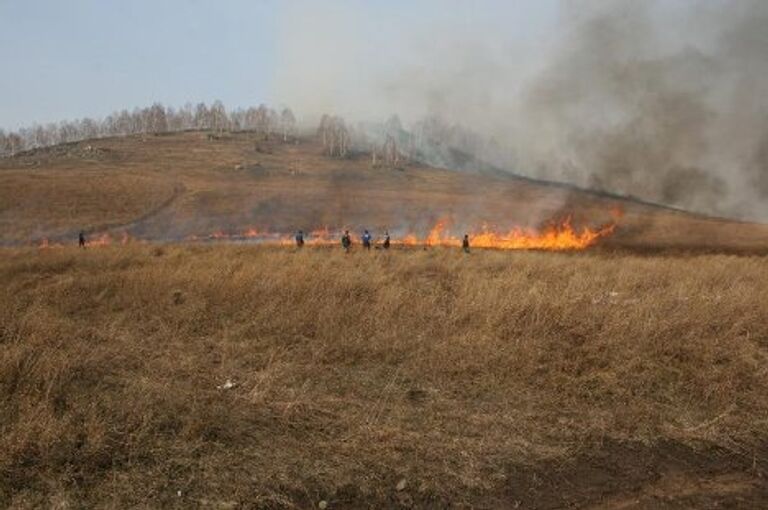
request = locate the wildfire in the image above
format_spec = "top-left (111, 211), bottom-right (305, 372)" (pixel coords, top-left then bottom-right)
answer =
top-left (188, 217), bottom-right (616, 251)
top-left (36, 231), bottom-right (133, 249)
top-left (34, 216), bottom-right (618, 251)
top-left (425, 220), bottom-right (448, 247)
top-left (418, 218), bottom-right (616, 251)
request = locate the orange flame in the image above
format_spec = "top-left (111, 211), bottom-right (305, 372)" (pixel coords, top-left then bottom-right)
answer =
top-left (35, 231), bottom-right (134, 249)
top-left (191, 217), bottom-right (616, 251)
top-left (34, 217), bottom-right (617, 251)
top-left (467, 219), bottom-right (615, 250)
top-left (425, 220), bottom-right (448, 247)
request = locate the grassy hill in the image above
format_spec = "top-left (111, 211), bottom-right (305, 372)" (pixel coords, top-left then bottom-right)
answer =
top-left (2, 130), bottom-right (768, 252)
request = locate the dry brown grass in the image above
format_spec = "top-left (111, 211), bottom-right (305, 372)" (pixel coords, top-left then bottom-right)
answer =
top-left (2, 244), bottom-right (767, 508)
top-left (4, 131), bottom-right (768, 252)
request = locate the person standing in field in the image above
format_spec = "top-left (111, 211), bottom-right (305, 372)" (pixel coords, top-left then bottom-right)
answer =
top-left (383, 231), bottom-right (391, 250)
top-left (462, 234), bottom-right (470, 253)
top-left (362, 230), bottom-right (372, 250)
top-left (78, 231), bottom-right (86, 248)
top-left (295, 230), bottom-right (305, 248)
top-left (341, 230), bottom-right (351, 253)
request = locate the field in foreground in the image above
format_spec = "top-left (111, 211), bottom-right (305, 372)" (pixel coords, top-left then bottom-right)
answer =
top-left (2, 245), bottom-right (768, 508)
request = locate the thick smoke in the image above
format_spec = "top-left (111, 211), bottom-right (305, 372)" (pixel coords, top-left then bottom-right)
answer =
top-left (271, 0), bottom-right (768, 221)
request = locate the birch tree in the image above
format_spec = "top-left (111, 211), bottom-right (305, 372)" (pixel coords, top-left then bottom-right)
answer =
top-left (280, 108), bottom-right (296, 141)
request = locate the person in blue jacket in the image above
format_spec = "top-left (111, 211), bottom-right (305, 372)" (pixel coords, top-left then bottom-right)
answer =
top-left (362, 230), bottom-right (372, 250)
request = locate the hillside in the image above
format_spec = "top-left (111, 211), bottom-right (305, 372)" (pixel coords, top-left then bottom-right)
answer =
top-left (2, 130), bottom-right (768, 252)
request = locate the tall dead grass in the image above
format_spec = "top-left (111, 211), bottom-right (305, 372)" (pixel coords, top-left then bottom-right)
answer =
top-left (1, 245), bottom-right (767, 507)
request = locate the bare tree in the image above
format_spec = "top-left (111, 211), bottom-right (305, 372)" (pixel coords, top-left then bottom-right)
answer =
top-left (210, 100), bottom-right (228, 133)
top-left (318, 115), bottom-right (350, 157)
top-left (229, 108), bottom-right (245, 131)
top-left (280, 108), bottom-right (296, 141)
top-left (244, 107), bottom-right (259, 131)
top-left (382, 135), bottom-right (400, 167)
top-left (317, 114), bottom-right (331, 146)
top-left (254, 105), bottom-right (270, 138)
top-left (147, 103), bottom-right (168, 134)
top-left (165, 106), bottom-right (181, 132)
top-left (194, 102), bottom-right (210, 130)
top-left (0, 100), bottom-right (299, 158)
top-left (116, 110), bottom-right (132, 135)
top-left (177, 103), bottom-right (195, 131)
top-left (267, 108), bottom-right (279, 139)
top-left (6, 132), bottom-right (22, 155)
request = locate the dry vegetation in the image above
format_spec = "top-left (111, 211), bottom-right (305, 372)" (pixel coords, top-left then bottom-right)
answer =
top-left (2, 244), bottom-right (767, 508)
top-left (4, 131), bottom-right (768, 252)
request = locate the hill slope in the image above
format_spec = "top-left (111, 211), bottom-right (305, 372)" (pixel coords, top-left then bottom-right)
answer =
top-left (2, 131), bottom-right (768, 252)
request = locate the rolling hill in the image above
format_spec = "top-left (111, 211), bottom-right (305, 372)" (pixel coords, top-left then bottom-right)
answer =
top-left (3, 130), bottom-right (768, 252)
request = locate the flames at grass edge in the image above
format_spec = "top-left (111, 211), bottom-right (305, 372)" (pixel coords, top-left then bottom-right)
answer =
top-left (36, 216), bottom-right (618, 251)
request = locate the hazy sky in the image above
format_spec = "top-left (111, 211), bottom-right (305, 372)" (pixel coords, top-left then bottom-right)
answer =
top-left (0, 0), bottom-right (559, 130)
top-left (0, 0), bottom-right (279, 129)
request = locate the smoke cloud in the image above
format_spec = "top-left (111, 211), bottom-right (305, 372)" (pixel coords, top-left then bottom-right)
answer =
top-left (271, 0), bottom-right (768, 221)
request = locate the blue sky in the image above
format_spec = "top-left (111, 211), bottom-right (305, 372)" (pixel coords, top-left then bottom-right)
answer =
top-left (0, 0), bottom-right (280, 129)
top-left (0, 0), bottom-right (559, 130)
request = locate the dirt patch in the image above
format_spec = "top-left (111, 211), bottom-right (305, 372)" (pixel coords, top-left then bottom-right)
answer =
top-left (504, 440), bottom-right (767, 509)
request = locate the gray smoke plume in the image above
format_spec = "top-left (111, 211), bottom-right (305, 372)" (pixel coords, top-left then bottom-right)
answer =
top-left (271, 0), bottom-right (768, 221)
top-left (517, 0), bottom-right (768, 220)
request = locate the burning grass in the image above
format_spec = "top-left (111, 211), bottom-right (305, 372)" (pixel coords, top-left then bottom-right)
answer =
top-left (1, 245), bottom-right (767, 507)
top-left (49, 216), bottom-right (617, 251)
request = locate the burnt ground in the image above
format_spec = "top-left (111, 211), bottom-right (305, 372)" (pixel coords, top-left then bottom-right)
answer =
top-left (281, 441), bottom-right (767, 509)
top-left (503, 441), bottom-right (767, 510)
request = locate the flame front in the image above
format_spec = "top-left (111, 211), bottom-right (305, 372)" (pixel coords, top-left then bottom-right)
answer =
top-left (427, 219), bottom-right (616, 250)
top-left (378, 217), bottom-right (617, 250)
top-left (34, 216), bottom-right (617, 251)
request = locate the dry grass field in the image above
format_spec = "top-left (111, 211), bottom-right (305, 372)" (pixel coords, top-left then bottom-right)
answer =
top-left (2, 132), bottom-right (768, 507)
top-left (2, 244), bottom-right (768, 508)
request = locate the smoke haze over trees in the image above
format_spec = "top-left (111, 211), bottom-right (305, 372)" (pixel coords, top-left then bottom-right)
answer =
top-left (271, 0), bottom-right (768, 221)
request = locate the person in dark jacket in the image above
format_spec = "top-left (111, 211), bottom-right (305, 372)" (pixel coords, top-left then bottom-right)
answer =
top-left (341, 230), bottom-right (351, 253)
top-left (78, 231), bottom-right (86, 248)
top-left (295, 230), bottom-right (305, 248)
top-left (362, 230), bottom-right (372, 250)
top-left (462, 234), bottom-right (470, 253)
top-left (383, 231), bottom-right (391, 250)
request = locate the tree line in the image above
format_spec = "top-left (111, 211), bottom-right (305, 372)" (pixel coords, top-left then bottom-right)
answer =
top-left (0, 101), bottom-right (296, 157)
top-left (1, 99), bottom-right (493, 175)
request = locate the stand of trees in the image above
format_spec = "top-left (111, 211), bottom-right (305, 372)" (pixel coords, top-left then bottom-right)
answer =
top-left (0, 101), bottom-right (296, 157)
top-left (368, 115), bottom-right (409, 168)
top-left (317, 115), bottom-right (350, 158)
